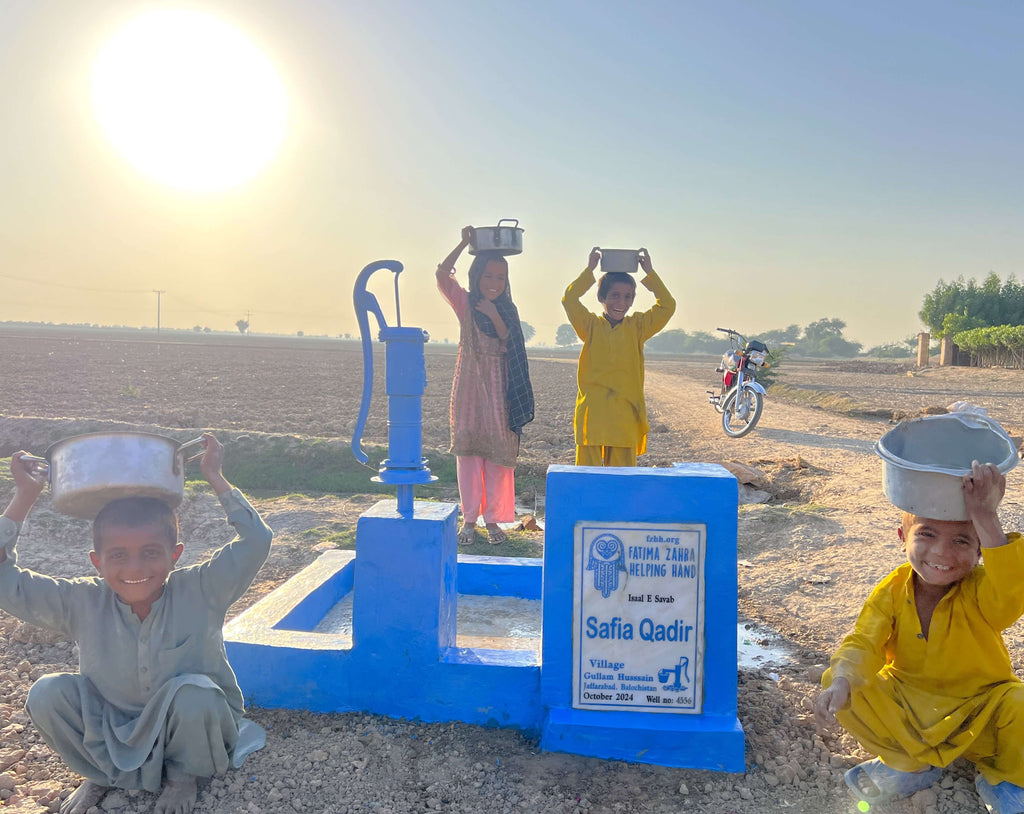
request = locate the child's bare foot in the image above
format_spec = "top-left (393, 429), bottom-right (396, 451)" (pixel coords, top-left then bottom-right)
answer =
top-left (60, 780), bottom-right (109, 814)
top-left (154, 774), bottom-right (198, 814)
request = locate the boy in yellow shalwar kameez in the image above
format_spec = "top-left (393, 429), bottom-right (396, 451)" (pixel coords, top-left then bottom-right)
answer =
top-left (815, 460), bottom-right (1024, 813)
top-left (561, 247), bottom-right (675, 467)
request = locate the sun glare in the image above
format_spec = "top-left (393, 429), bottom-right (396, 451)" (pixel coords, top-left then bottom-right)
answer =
top-left (91, 9), bottom-right (287, 193)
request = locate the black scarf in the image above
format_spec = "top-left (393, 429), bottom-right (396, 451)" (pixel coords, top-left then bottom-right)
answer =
top-left (468, 259), bottom-right (535, 435)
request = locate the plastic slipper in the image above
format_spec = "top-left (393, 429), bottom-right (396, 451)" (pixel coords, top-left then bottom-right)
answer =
top-left (457, 525), bottom-right (476, 546)
top-left (844, 759), bottom-right (942, 804)
top-left (486, 527), bottom-right (509, 545)
top-left (976, 775), bottom-right (1024, 814)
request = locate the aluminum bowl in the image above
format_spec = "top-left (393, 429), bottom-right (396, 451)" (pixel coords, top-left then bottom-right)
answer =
top-left (875, 413), bottom-right (1018, 521)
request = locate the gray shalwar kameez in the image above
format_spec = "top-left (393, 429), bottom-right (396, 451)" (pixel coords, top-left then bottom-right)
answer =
top-left (0, 488), bottom-right (272, 792)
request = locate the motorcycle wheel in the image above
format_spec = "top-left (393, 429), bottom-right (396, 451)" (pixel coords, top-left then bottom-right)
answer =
top-left (721, 388), bottom-right (764, 438)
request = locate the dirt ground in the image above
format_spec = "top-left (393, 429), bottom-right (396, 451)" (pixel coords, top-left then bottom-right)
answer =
top-left (1, 329), bottom-right (1023, 813)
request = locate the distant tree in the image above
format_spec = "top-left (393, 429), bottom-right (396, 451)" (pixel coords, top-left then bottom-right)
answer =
top-left (797, 318), bottom-right (861, 357)
top-left (758, 325), bottom-right (801, 348)
top-left (647, 329), bottom-right (722, 354)
top-left (865, 336), bottom-right (917, 358)
top-left (555, 324), bottom-right (579, 347)
top-left (204, 326), bottom-right (211, 333)
top-left (520, 321), bottom-right (536, 344)
top-left (193, 325), bottom-right (202, 333)
top-left (297, 330), bottom-right (304, 337)
top-left (920, 273), bottom-right (1024, 338)
top-left (236, 319), bottom-right (249, 334)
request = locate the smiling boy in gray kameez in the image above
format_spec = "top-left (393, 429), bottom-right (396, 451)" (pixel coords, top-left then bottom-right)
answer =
top-left (0, 434), bottom-right (273, 814)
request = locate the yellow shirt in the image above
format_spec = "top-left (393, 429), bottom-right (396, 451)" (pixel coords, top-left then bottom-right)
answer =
top-left (823, 533), bottom-right (1024, 771)
top-left (562, 268), bottom-right (675, 453)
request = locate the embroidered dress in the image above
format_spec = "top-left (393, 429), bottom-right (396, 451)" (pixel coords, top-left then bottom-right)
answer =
top-left (438, 274), bottom-right (519, 469)
top-left (823, 533), bottom-right (1024, 784)
top-left (0, 489), bottom-right (273, 791)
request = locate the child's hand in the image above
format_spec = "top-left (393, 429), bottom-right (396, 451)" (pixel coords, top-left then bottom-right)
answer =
top-left (198, 434), bottom-right (231, 495)
top-left (474, 298), bottom-right (508, 338)
top-left (813, 677), bottom-right (850, 727)
top-left (3, 451), bottom-right (47, 525)
top-left (11, 451), bottom-right (46, 500)
top-left (638, 248), bottom-right (653, 273)
top-left (587, 247), bottom-right (601, 272)
top-left (964, 460), bottom-right (1006, 547)
top-left (963, 460), bottom-right (1004, 515)
top-left (475, 298), bottom-right (499, 320)
top-left (461, 225), bottom-right (474, 246)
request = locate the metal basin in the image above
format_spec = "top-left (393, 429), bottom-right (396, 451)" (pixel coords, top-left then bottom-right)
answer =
top-left (25, 432), bottom-right (204, 520)
top-left (875, 413), bottom-right (1018, 520)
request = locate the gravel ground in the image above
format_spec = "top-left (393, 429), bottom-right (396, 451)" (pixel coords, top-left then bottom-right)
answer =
top-left (2, 330), bottom-right (1023, 813)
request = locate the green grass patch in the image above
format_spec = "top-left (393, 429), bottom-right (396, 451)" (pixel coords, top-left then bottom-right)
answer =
top-left (295, 518), bottom-right (543, 558)
top-left (742, 502), bottom-right (834, 521)
top-left (185, 439), bottom-right (459, 498)
top-left (455, 528), bottom-right (544, 558)
top-left (118, 380), bottom-right (141, 398)
top-left (301, 522), bottom-right (357, 549)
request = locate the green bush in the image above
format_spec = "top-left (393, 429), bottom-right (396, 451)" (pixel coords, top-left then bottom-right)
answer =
top-left (952, 324), bottom-right (1024, 368)
top-left (757, 344), bottom-right (786, 389)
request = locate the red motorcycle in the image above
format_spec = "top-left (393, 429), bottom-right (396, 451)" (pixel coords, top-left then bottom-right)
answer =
top-left (707, 328), bottom-right (772, 438)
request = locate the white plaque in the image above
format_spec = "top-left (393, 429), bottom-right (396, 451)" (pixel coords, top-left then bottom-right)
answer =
top-left (572, 521), bottom-right (706, 713)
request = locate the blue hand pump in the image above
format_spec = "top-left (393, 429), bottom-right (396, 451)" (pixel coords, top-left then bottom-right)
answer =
top-left (351, 260), bottom-right (436, 517)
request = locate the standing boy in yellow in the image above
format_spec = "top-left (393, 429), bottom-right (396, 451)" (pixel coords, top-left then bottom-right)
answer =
top-left (815, 461), bottom-right (1024, 813)
top-left (562, 247), bottom-right (675, 466)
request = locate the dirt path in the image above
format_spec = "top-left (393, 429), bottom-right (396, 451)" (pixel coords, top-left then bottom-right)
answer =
top-left (646, 362), bottom-right (1024, 653)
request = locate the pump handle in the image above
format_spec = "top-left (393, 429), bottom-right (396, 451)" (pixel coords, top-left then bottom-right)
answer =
top-left (351, 260), bottom-right (404, 465)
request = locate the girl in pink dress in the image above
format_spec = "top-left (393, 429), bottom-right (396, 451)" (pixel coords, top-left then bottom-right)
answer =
top-left (436, 226), bottom-right (534, 545)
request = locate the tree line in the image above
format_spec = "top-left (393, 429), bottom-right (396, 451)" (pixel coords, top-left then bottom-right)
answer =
top-left (552, 318), bottom-right (864, 358)
top-left (919, 273), bottom-right (1024, 368)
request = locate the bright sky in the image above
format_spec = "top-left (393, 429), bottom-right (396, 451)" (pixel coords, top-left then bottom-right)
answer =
top-left (1, 1), bottom-right (1022, 347)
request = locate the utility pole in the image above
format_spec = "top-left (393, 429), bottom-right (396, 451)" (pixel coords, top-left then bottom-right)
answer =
top-left (246, 309), bottom-right (252, 335)
top-left (153, 290), bottom-right (165, 334)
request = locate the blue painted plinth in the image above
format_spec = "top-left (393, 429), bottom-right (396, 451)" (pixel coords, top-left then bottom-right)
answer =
top-left (227, 465), bottom-right (745, 771)
top-left (353, 500), bottom-right (458, 656)
top-left (539, 464), bottom-right (745, 771)
top-left (225, 500), bottom-right (541, 729)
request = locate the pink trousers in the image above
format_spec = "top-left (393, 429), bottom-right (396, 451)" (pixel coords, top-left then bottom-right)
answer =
top-left (457, 456), bottom-right (515, 524)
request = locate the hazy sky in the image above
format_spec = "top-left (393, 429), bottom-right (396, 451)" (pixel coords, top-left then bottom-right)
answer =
top-left (1, 1), bottom-right (1022, 347)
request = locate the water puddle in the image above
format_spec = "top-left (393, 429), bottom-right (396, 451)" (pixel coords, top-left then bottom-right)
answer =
top-left (737, 619), bottom-right (798, 670)
top-left (314, 594), bottom-right (542, 653)
top-left (317, 595), bottom-right (796, 667)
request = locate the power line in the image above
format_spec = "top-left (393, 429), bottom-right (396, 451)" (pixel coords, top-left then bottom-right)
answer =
top-left (0, 272), bottom-right (152, 294)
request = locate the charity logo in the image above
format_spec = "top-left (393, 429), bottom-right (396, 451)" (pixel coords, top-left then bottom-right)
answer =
top-left (586, 533), bottom-right (626, 598)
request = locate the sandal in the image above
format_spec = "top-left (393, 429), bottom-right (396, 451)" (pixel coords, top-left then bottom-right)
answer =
top-left (457, 524), bottom-right (476, 546)
top-left (486, 525), bottom-right (509, 545)
top-left (976, 775), bottom-right (1024, 814)
top-left (844, 759), bottom-right (942, 804)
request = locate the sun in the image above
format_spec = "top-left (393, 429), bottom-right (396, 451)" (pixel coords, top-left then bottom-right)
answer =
top-left (91, 9), bottom-right (287, 193)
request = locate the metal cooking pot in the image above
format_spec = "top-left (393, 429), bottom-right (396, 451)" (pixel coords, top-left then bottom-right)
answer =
top-left (469, 219), bottom-right (524, 256)
top-left (22, 432), bottom-right (206, 520)
top-left (875, 413), bottom-right (1018, 521)
top-left (599, 249), bottom-right (640, 274)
